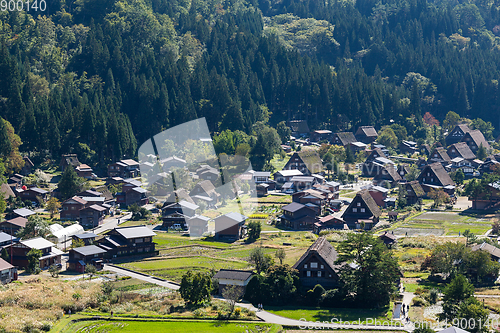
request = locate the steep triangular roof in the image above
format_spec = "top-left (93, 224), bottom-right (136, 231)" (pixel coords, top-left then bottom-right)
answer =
top-left (419, 162), bottom-right (455, 186)
top-left (447, 142), bottom-right (476, 160)
top-left (342, 190), bottom-right (382, 219)
top-left (297, 150), bottom-right (323, 174)
top-left (462, 130), bottom-right (490, 150)
top-left (0, 183), bottom-right (15, 199)
top-left (333, 132), bottom-right (357, 146)
top-left (406, 181), bottom-right (425, 198)
top-left (355, 126), bottom-right (378, 137)
top-left (293, 236), bottom-right (338, 273)
top-left (429, 147), bottom-right (451, 162)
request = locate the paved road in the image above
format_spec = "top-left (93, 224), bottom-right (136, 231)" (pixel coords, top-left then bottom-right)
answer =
top-left (106, 264), bottom-right (410, 330)
top-left (103, 264), bottom-right (180, 290)
top-left (93, 213), bottom-right (133, 234)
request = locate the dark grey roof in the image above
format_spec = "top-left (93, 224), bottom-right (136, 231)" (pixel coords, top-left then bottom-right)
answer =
top-left (0, 232), bottom-right (18, 244)
top-left (13, 208), bottom-right (35, 217)
top-left (282, 202), bottom-right (307, 213)
top-left (72, 245), bottom-right (107, 256)
top-left (333, 132), bottom-right (357, 145)
top-left (213, 269), bottom-right (253, 281)
top-left (471, 242), bottom-right (500, 259)
top-left (73, 233), bottom-right (97, 239)
top-left (293, 236), bottom-right (338, 273)
top-left (115, 226), bottom-right (156, 239)
top-left (219, 212), bottom-right (248, 223)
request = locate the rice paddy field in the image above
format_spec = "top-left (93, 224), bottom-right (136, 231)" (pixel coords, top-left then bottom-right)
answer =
top-left (392, 211), bottom-right (492, 236)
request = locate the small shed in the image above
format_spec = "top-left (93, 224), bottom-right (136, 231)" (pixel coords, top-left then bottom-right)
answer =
top-left (213, 269), bottom-right (254, 295)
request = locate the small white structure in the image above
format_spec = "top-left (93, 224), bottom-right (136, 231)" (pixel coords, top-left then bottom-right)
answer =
top-left (49, 223), bottom-right (85, 250)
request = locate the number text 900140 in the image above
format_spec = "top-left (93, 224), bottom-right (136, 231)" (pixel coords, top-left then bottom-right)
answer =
top-left (1, 0), bottom-right (46, 12)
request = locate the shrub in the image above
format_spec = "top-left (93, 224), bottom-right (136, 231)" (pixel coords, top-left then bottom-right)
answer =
top-left (193, 308), bottom-right (205, 317)
top-left (234, 307), bottom-right (241, 317)
top-left (427, 288), bottom-right (439, 304)
top-left (412, 297), bottom-right (427, 307)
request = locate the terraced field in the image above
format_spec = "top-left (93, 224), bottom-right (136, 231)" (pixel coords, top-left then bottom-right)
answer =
top-left (393, 211), bottom-right (491, 236)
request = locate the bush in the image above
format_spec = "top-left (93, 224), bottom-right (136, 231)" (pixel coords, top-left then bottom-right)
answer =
top-left (234, 307), bottom-right (241, 317)
top-left (193, 308), bottom-right (205, 317)
top-left (427, 288), bottom-right (439, 304)
top-left (412, 297), bottom-right (427, 307)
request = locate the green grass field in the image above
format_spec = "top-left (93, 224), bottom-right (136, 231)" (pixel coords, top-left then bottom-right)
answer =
top-left (154, 233), bottom-right (234, 249)
top-left (119, 256), bottom-right (249, 282)
top-left (265, 305), bottom-right (398, 325)
top-left (270, 154), bottom-right (290, 171)
top-left (59, 320), bottom-right (281, 333)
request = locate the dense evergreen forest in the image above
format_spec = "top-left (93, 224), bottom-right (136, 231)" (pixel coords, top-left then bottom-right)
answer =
top-left (1, 0), bottom-right (500, 167)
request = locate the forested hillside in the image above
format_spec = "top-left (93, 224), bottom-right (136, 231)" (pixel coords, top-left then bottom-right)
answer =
top-left (1, 0), bottom-right (500, 167)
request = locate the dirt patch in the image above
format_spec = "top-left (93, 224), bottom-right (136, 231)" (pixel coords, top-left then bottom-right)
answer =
top-left (393, 228), bottom-right (445, 236)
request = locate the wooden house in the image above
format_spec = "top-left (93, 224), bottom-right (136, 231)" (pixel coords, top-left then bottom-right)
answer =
top-left (60, 154), bottom-right (81, 172)
top-left (417, 162), bottom-right (455, 195)
top-left (341, 190), bottom-right (382, 230)
top-left (447, 142), bottom-right (476, 161)
top-left (108, 159), bottom-right (140, 178)
top-left (12, 208), bottom-right (35, 219)
top-left (461, 130), bottom-right (490, 154)
top-left (190, 180), bottom-right (219, 202)
top-left (61, 196), bottom-right (88, 220)
top-left (280, 202), bottom-right (318, 230)
top-left (9, 237), bottom-right (62, 269)
top-left (273, 170), bottom-right (304, 184)
top-left (379, 231), bottom-right (397, 247)
top-left (313, 215), bottom-right (346, 234)
top-left (79, 205), bottom-right (106, 229)
top-left (405, 181), bottom-right (425, 205)
top-left (72, 233), bottom-right (98, 246)
top-left (331, 132), bottom-right (357, 147)
top-left (214, 213), bottom-right (248, 241)
top-left (292, 237), bottom-right (340, 289)
top-left (368, 185), bottom-right (390, 207)
top-left (0, 217), bottom-right (28, 236)
top-left (20, 156), bottom-right (34, 176)
top-left (289, 120), bottom-right (310, 137)
top-left (428, 147), bottom-right (451, 165)
top-left (372, 165), bottom-right (402, 187)
top-left (75, 164), bottom-right (94, 179)
top-left (399, 140), bottom-right (418, 154)
top-left (0, 258), bottom-right (17, 284)
top-left (161, 200), bottom-right (198, 229)
top-left (445, 124), bottom-right (471, 146)
top-left (310, 130), bottom-right (332, 142)
top-left (355, 126), bottom-right (378, 144)
top-left (471, 242), bottom-right (500, 261)
top-left (17, 187), bottom-right (49, 202)
top-left (282, 151), bottom-right (323, 176)
top-left (96, 226), bottom-right (156, 258)
top-left (67, 245), bottom-right (107, 273)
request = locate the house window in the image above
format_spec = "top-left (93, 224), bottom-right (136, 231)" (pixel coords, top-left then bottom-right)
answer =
top-left (307, 271), bottom-right (311, 277)
top-left (360, 208), bottom-right (365, 213)
top-left (310, 262), bottom-right (318, 268)
top-left (320, 265), bottom-right (324, 269)
top-left (317, 271), bottom-right (322, 277)
top-left (304, 264), bottom-right (307, 269)
top-left (357, 202), bottom-right (361, 207)
top-left (353, 208), bottom-right (357, 212)
top-left (431, 178), bottom-right (434, 182)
